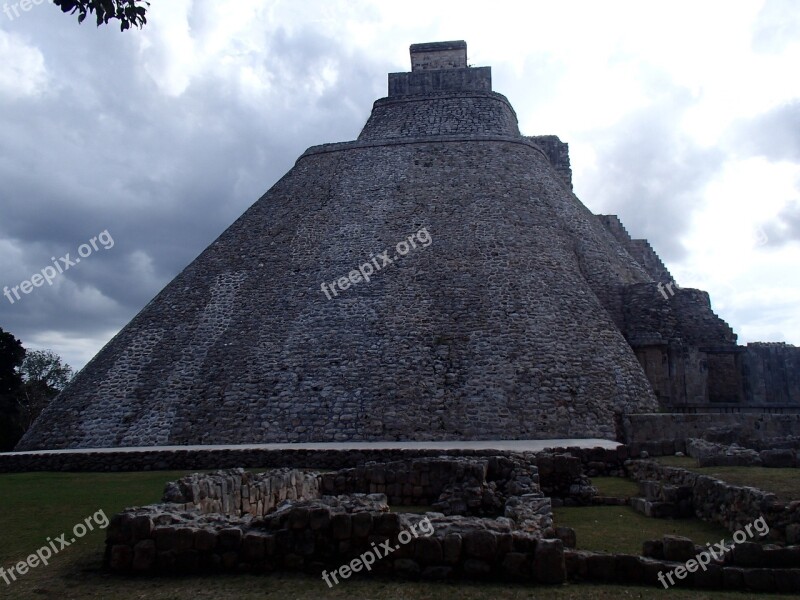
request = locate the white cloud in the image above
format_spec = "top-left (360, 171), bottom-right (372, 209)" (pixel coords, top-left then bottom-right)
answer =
top-left (0, 30), bottom-right (47, 98)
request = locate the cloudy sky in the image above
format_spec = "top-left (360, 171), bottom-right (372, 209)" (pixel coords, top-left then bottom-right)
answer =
top-left (0, 0), bottom-right (798, 372)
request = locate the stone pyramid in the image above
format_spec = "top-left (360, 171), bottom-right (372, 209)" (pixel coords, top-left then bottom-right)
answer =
top-left (19, 40), bottom-right (669, 450)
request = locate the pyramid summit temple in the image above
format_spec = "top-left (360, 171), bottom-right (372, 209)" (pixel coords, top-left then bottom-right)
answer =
top-left (17, 41), bottom-right (800, 451)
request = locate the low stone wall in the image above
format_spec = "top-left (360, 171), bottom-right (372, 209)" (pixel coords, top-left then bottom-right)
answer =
top-left (321, 455), bottom-right (542, 513)
top-left (0, 445), bottom-right (637, 509)
top-left (631, 479), bottom-right (694, 519)
top-left (106, 499), bottom-right (567, 583)
top-left (105, 460), bottom-right (566, 584)
top-left (686, 438), bottom-right (798, 468)
top-left (566, 544), bottom-right (800, 592)
top-left (0, 445), bottom-right (625, 475)
top-left (625, 414), bottom-right (800, 446)
top-left (627, 460), bottom-right (800, 543)
top-left (162, 468), bottom-right (320, 518)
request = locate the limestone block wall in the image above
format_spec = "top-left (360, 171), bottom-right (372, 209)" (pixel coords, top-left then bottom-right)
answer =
top-left (17, 136), bottom-right (659, 450)
top-left (526, 135), bottom-right (572, 190)
top-left (105, 499), bottom-right (567, 583)
top-left (627, 460), bottom-right (800, 542)
top-left (105, 460), bottom-right (565, 582)
top-left (154, 457), bottom-right (553, 524)
top-left (410, 41), bottom-right (467, 71)
top-left (623, 283), bottom-right (742, 406)
top-left (388, 67), bottom-right (492, 96)
top-left (625, 414), bottom-right (800, 445)
top-left (0, 446), bottom-right (631, 479)
top-left (319, 455), bottom-right (546, 515)
top-left (358, 91), bottom-right (518, 140)
top-left (623, 284), bottom-right (736, 347)
top-left (596, 215), bottom-right (673, 283)
top-left (566, 544), bottom-right (800, 592)
top-left (162, 468), bottom-right (320, 518)
top-left (742, 343), bottom-right (800, 406)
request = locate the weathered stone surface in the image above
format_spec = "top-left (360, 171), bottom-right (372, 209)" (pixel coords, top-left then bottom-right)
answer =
top-left (502, 552), bottom-right (531, 579)
top-left (586, 553), bottom-right (616, 581)
top-left (154, 527), bottom-right (176, 552)
top-left (194, 529), bottom-right (217, 552)
top-left (760, 449), bottom-right (796, 468)
top-left (786, 524), bottom-right (800, 545)
top-left (555, 526), bottom-right (576, 549)
top-left (662, 535), bottom-right (695, 562)
top-left (421, 566), bottom-right (453, 580)
top-left (442, 533), bottom-right (462, 564)
top-left (109, 544), bottom-right (133, 571)
top-left (393, 558), bottom-right (421, 577)
top-left (218, 528), bottom-right (243, 552)
top-left (330, 514), bottom-right (352, 540)
top-left (642, 539), bottom-right (664, 559)
top-left (17, 40), bottom-right (676, 452)
top-left (743, 568), bottom-right (775, 592)
top-left (463, 559), bottom-right (492, 578)
top-left (351, 512), bottom-right (372, 537)
top-left (132, 540), bottom-right (156, 572)
top-left (463, 530), bottom-right (497, 560)
top-left (241, 533), bottom-right (267, 562)
top-left (732, 542), bottom-right (764, 567)
top-left (533, 539), bottom-right (565, 584)
top-left (414, 537), bottom-right (442, 563)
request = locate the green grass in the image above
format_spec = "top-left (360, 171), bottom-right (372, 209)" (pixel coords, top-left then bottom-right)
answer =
top-left (0, 470), bottom-right (193, 564)
top-left (654, 457), bottom-right (800, 503)
top-left (553, 505), bottom-right (730, 555)
top-left (654, 456), bottom-right (698, 469)
top-left (590, 477), bottom-right (639, 498)
top-left (1, 471), bottom-right (797, 598)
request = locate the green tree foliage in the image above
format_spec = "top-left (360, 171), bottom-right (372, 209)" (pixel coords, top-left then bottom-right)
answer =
top-left (16, 350), bottom-right (74, 433)
top-left (0, 327), bottom-right (25, 451)
top-left (53, 0), bottom-right (150, 31)
top-left (0, 330), bottom-right (73, 450)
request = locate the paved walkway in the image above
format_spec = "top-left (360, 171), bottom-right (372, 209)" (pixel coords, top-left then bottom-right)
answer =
top-left (7, 438), bottom-right (619, 456)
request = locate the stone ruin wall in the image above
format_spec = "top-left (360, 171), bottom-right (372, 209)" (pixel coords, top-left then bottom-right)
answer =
top-left (104, 456), bottom-right (569, 582)
top-left (526, 135), bottom-right (573, 190)
top-left (742, 343), bottom-right (800, 406)
top-left (594, 214), bottom-right (800, 411)
top-left (103, 453), bottom-right (800, 593)
top-left (410, 41), bottom-right (468, 71)
top-left (358, 91), bottom-right (518, 141)
top-left (628, 459), bottom-right (800, 543)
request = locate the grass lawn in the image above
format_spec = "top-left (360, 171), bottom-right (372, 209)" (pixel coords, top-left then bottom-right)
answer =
top-left (552, 505), bottom-right (730, 555)
top-left (655, 457), bottom-right (800, 502)
top-left (590, 476), bottom-right (639, 498)
top-left (0, 471), bottom-right (796, 599)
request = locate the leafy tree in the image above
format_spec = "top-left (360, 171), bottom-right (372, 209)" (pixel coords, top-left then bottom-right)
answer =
top-left (54, 0), bottom-right (150, 31)
top-left (0, 327), bottom-right (25, 451)
top-left (16, 350), bottom-right (73, 433)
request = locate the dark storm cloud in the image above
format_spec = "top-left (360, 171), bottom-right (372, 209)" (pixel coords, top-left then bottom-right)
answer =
top-left (576, 79), bottom-right (725, 262)
top-left (0, 8), bottom-right (384, 368)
